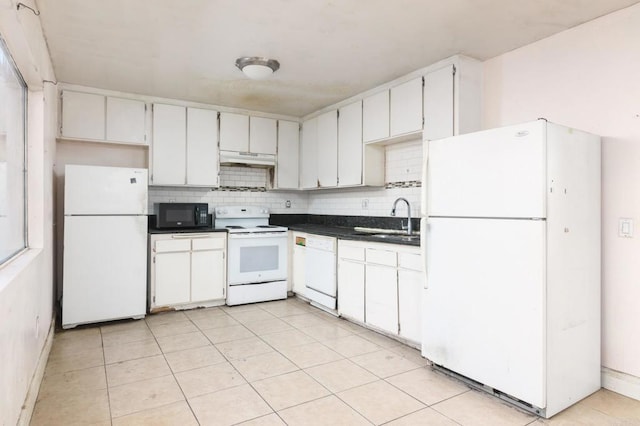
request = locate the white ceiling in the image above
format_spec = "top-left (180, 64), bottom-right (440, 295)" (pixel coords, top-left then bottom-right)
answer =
top-left (36, 0), bottom-right (639, 117)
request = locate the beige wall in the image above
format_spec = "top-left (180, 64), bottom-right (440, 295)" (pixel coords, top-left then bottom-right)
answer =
top-left (483, 3), bottom-right (640, 384)
top-left (0, 0), bottom-right (57, 423)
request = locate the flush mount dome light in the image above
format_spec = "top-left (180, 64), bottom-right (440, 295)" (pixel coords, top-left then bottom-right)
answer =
top-left (235, 57), bottom-right (280, 80)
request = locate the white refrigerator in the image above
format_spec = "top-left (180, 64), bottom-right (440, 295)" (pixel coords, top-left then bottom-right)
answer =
top-left (62, 165), bottom-right (148, 328)
top-left (420, 120), bottom-right (601, 417)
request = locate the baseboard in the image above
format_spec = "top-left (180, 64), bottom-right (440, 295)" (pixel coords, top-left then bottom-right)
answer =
top-left (602, 367), bottom-right (640, 401)
top-left (17, 316), bottom-right (55, 426)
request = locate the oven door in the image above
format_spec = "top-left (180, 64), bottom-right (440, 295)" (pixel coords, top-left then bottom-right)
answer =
top-left (227, 233), bottom-right (288, 285)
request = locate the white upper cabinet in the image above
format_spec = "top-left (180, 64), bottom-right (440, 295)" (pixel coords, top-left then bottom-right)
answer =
top-left (250, 116), bottom-right (277, 155)
top-left (300, 117), bottom-right (318, 189)
top-left (424, 65), bottom-right (454, 141)
top-left (152, 104), bottom-right (218, 187)
top-left (338, 101), bottom-right (363, 187)
top-left (152, 104), bottom-right (186, 185)
top-left (362, 90), bottom-right (390, 143)
top-left (106, 97), bottom-right (146, 144)
top-left (186, 107), bottom-right (219, 186)
top-left (276, 120), bottom-right (299, 189)
top-left (390, 77), bottom-right (423, 137)
top-left (219, 112), bottom-right (249, 152)
top-left (61, 91), bottom-right (106, 141)
top-left (61, 90), bottom-right (147, 145)
top-left (316, 110), bottom-right (338, 188)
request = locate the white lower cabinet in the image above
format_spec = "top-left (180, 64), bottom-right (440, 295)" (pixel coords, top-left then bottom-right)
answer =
top-left (291, 232), bottom-right (308, 297)
top-left (149, 233), bottom-right (226, 311)
top-left (337, 239), bottom-right (423, 344)
top-left (365, 263), bottom-right (398, 334)
top-left (398, 269), bottom-right (422, 342)
top-left (337, 243), bottom-right (365, 322)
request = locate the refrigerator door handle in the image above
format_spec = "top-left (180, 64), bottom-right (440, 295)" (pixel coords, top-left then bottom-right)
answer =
top-left (421, 138), bottom-right (430, 290)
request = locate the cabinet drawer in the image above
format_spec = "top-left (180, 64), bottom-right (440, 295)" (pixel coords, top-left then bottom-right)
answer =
top-left (155, 239), bottom-right (191, 253)
top-left (398, 252), bottom-right (422, 271)
top-left (339, 245), bottom-right (365, 261)
top-left (192, 236), bottom-right (225, 251)
top-left (366, 248), bottom-right (397, 267)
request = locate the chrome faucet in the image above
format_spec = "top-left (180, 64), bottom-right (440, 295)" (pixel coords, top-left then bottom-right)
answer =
top-left (391, 197), bottom-right (412, 235)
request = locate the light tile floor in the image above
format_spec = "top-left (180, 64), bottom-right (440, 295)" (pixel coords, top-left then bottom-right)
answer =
top-left (32, 297), bottom-right (640, 425)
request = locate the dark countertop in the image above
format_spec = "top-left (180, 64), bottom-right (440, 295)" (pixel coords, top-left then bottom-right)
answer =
top-left (148, 227), bottom-right (227, 235)
top-left (286, 224), bottom-right (420, 247)
top-left (270, 214), bottom-right (421, 247)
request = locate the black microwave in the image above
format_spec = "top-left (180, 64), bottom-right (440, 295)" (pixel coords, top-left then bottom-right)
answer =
top-left (156, 203), bottom-right (209, 229)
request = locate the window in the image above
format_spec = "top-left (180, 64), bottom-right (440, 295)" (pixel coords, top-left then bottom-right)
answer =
top-left (0, 35), bottom-right (27, 264)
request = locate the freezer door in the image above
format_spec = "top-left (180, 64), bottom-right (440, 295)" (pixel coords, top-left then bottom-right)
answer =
top-left (426, 121), bottom-right (546, 219)
top-left (62, 215), bottom-right (147, 327)
top-left (422, 217), bottom-right (545, 408)
top-left (65, 165), bottom-right (148, 215)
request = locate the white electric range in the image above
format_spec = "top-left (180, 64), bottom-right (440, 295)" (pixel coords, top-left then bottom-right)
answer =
top-left (215, 206), bottom-right (288, 305)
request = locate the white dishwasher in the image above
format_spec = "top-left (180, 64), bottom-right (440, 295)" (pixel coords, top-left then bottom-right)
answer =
top-left (305, 235), bottom-right (337, 311)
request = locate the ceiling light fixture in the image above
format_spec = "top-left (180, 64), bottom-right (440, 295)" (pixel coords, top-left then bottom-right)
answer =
top-left (235, 57), bottom-right (280, 80)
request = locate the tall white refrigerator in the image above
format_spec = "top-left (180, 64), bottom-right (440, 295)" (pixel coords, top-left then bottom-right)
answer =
top-left (63, 165), bottom-right (148, 329)
top-left (420, 120), bottom-right (601, 417)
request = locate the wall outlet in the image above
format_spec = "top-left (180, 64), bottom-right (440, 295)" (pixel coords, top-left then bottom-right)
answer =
top-left (362, 199), bottom-right (369, 209)
top-left (285, 200), bottom-right (292, 208)
top-left (619, 218), bottom-right (634, 238)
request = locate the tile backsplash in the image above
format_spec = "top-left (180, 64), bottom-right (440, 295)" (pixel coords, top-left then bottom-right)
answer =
top-left (148, 139), bottom-right (423, 217)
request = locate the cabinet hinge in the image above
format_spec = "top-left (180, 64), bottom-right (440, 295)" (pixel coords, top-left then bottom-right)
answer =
top-left (422, 76), bottom-right (425, 87)
top-left (336, 110), bottom-right (339, 119)
top-left (223, 287), bottom-right (225, 296)
top-left (153, 296), bottom-right (156, 303)
top-left (452, 64), bottom-right (457, 76)
top-left (153, 256), bottom-right (155, 263)
top-left (398, 323), bottom-right (401, 334)
top-left (144, 104), bottom-right (147, 112)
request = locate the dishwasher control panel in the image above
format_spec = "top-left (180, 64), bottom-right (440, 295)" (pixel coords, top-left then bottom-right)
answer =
top-left (305, 236), bottom-right (336, 251)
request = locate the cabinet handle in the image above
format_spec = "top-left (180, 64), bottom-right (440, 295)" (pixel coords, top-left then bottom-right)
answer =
top-left (171, 234), bottom-right (212, 239)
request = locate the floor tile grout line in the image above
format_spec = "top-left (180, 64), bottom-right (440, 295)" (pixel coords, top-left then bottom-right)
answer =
top-left (158, 314), bottom-right (202, 425)
top-left (99, 327), bottom-right (115, 426)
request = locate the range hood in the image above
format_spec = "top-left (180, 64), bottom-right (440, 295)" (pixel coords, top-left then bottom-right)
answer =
top-left (219, 151), bottom-right (276, 167)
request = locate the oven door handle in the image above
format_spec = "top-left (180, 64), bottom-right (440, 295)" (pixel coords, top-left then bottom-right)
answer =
top-left (228, 233), bottom-right (287, 239)
top-left (171, 234), bottom-right (212, 239)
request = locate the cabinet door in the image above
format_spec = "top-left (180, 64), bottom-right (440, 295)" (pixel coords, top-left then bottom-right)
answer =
top-left (250, 116), bottom-right (277, 154)
top-left (316, 110), bottom-right (338, 188)
top-left (338, 259), bottom-right (365, 322)
top-left (106, 97), bottom-right (146, 144)
top-left (338, 101), bottom-right (362, 187)
top-left (390, 77), bottom-right (423, 137)
top-left (365, 264), bottom-right (398, 334)
top-left (61, 91), bottom-right (105, 140)
top-left (362, 90), bottom-right (389, 143)
top-left (398, 269), bottom-right (423, 343)
top-left (187, 107), bottom-right (219, 186)
top-left (292, 243), bottom-right (306, 296)
top-left (152, 104), bottom-right (186, 185)
top-left (154, 251), bottom-right (191, 306)
top-left (424, 65), bottom-right (454, 141)
top-left (191, 250), bottom-right (225, 302)
top-left (276, 120), bottom-right (299, 189)
top-left (300, 117), bottom-right (318, 189)
top-left (220, 112), bottom-right (249, 152)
